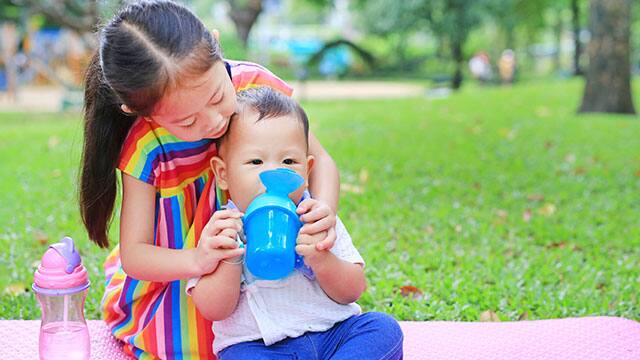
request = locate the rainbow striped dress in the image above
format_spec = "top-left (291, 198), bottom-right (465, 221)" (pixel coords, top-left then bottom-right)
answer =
top-left (102, 60), bottom-right (292, 359)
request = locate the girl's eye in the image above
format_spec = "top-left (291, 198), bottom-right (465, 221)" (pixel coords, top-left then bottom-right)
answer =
top-left (283, 159), bottom-right (295, 165)
top-left (181, 118), bottom-right (196, 128)
top-left (210, 93), bottom-right (223, 105)
top-left (250, 159), bottom-right (263, 165)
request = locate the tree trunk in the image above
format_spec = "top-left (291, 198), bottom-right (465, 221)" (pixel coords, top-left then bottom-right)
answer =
top-left (227, 0), bottom-right (263, 48)
top-left (579, 0), bottom-right (635, 114)
top-left (553, 14), bottom-right (563, 72)
top-left (571, 0), bottom-right (583, 75)
top-left (451, 40), bottom-right (463, 90)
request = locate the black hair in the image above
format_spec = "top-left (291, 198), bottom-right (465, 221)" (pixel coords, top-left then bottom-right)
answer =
top-left (80, 0), bottom-right (222, 248)
top-left (219, 87), bottom-right (309, 149)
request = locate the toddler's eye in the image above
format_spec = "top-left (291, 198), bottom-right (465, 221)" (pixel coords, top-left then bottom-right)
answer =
top-left (282, 159), bottom-right (295, 165)
top-left (250, 159), bottom-right (263, 165)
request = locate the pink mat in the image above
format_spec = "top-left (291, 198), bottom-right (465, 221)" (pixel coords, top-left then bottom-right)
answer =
top-left (0, 317), bottom-right (638, 359)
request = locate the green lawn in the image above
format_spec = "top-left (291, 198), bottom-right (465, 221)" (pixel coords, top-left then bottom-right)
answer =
top-left (0, 79), bottom-right (638, 321)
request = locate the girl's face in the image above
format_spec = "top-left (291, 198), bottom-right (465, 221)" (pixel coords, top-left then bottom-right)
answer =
top-left (147, 61), bottom-right (236, 141)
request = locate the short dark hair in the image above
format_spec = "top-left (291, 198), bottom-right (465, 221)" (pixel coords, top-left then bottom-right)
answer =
top-left (220, 87), bottom-right (309, 147)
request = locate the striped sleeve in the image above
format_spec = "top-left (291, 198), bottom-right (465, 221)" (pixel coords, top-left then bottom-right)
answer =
top-left (227, 60), bottom-right (294, 96)
top-left (117, 118), bottom-right (161, 186)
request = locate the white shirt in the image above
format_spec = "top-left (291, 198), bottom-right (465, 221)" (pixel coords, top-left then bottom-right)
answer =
top-left (186, 217), bottom-right (364, 354)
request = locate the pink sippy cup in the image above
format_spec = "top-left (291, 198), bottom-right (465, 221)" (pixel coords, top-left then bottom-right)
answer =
top-left (32, 237), bottom-right (91, 360)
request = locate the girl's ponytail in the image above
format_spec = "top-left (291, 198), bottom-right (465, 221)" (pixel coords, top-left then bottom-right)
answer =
top-left (79, 51), bottom-right (134, 248)
top-left (79, 0), bottom-right (223, 248)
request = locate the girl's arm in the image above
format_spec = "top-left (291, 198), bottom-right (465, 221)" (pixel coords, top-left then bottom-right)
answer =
top-left (119, 174), bottom-right (203, 281)
top-left (308, 131), bottom-right (340, 212)
top-left (191, 261), bottom-right (243, 321)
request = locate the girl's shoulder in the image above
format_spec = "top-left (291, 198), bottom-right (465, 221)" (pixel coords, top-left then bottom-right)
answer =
top-left (118, 117), bottom-right (214, 188)
top-left (225, 59), bottom-right (293, 96)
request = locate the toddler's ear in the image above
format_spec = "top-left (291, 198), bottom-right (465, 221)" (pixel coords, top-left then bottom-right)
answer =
top-left (210, 156), bottom-right (229, 190)
top-left (305, 155), bottom-right (315, 186)
top-left (211, 29), bottom-right (220, 41)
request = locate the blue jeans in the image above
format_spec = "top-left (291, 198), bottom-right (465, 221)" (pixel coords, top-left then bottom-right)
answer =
top-left (218, 312), bottom-right (403, 360)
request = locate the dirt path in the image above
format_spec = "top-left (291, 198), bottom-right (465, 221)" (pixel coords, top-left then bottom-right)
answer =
top-left (0, 81), bottom-right (425, 112)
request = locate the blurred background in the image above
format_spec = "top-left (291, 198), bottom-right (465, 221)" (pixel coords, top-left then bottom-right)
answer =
top-left (0, 1), bottom-right (638, 322)
top-left (0, 0), bottom-right (638, 110)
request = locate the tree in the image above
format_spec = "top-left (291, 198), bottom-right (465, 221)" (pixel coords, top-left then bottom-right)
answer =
top-left (579, 0), bottom-right (635, 114)
top-left (226, 0), bottom-right (263, 48)
top-left (426, 0), bottom-right (486, 89)
top-left (358, 0), bottom-right (426, 71)
top-left (570, 0), bottom-right (585, 75)
top-left (9, 0), bottom-right (102, 34)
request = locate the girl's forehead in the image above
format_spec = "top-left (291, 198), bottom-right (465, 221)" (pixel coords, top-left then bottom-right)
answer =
top-left (152, 63), bottom-right (228, 119)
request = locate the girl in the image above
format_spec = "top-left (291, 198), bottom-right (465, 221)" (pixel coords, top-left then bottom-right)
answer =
top-left (79, 1), bottom-right (339, 358)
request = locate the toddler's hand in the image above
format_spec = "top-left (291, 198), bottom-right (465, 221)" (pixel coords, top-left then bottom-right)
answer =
top-left (295, 230), bottom-right (329, 269)
top-left (296, 198), bottom-right (336, 251)
top-left (195, 209), bottom-right (245, 275)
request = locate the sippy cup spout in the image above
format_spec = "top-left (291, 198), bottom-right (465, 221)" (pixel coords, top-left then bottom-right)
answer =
top-left (259, 168), bottom-right (305, 196)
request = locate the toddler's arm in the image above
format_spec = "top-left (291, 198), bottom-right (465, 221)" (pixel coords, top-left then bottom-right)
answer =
top-left (296, 213), bottom-right (366, 304)
top-left (191, 260), bottom-right (243, 321)
top-left (303, 246), bottom-right (366, 304)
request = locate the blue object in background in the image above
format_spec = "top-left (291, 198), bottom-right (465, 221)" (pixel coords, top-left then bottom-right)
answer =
top-left (0, 70), bottom-right (7, 91)
top-left (287, 39), bottom-right (351, 77)
top-left (244, 169), bottom-right (305, 280)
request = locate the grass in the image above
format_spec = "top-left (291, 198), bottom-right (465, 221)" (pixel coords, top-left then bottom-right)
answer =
top-left (0, 78), bottom-right (638, 322)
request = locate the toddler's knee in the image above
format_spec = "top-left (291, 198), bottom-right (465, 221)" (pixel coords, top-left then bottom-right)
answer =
top-left (363, 312), bottom-right (403, 343)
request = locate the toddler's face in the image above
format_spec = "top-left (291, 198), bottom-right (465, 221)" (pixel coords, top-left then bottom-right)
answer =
top-left (212, 107), bottom-right (313, 212)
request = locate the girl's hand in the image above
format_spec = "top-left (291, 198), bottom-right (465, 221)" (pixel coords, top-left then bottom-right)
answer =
top-left (195, 209), bottom-right (245, 275)
top-left (296, 198), bottom-right (336, 251)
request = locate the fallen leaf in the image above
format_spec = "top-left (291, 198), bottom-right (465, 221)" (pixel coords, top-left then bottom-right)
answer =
top-left (635, 169), bottom-right (640, 177)
top-left (493, 209), bottom-right (508, 225)
top-left (340, 183), bottom-right (363, 194)
top-left (51, 169), bottom-right (62, 178)
top-left (535, 106), bottom-right (551, 118)
top-left (499, 128), bottom-right (517, 140)
top-left (544, 141), bottom-right (554, 150)
top-left (34, 230), bottom-right (49, 245)
top-left (564, 153), bottom-right (576, 164)
top-left (518, 311), bottom-right (529, 321)
top-left (4, 283), bottom-right (28, 296)
top-left (479, 310), bottom-right (501, 322)
top-left (358, 169), bottom-right (369, 184)
top-left (546, 241), bottom-right (567, 249)
top-left (454, 224), bottom-right (462, 233)
top-left (399, 285), bottom-right (424, 300)
top-left (522, 209), bottom-right (532, 222)
top-left (473, 182), bottom-right (481, 190)
top-left (538, 203), bottom-right (556, 217)
top-left (527, 194), bottom-right (545, 202)
top-left (47, 136), bottom-right (60, 149)
top-left (424, 225), bottom-right (434, 235)
top-left (574, 167), bottom-right (587, 175)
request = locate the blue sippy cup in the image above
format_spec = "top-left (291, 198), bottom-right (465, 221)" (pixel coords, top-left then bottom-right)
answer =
top-left (243, 168), bottom-right (304, 280)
